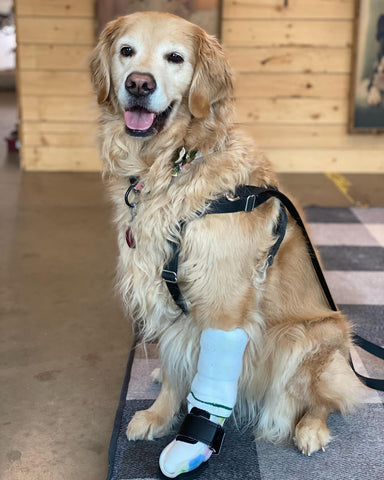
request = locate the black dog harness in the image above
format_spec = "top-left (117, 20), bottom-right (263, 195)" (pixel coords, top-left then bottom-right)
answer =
top-left (162, 185), bottom-right (327, 315)
top-left (125, 183), bottom-right (384, 452)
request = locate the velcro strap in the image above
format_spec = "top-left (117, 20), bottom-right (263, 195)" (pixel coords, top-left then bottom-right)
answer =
top-left (176, 409), bottom-right (225, 454)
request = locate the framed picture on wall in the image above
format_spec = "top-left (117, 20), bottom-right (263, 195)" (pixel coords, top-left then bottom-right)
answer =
top-left (349, 0), bottom-right (384, 132)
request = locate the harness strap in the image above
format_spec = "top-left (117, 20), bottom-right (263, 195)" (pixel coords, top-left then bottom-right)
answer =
top-left (352, 334), bottom-right (384, 391)
top-left (244, 186), bottom-right (338, 311)
top-left (162, 226), bottom-right (189, 315)
top-left (268, 203), bottom-right (288, 267)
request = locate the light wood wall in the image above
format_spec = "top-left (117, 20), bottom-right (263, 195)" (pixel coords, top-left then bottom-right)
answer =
top-left (222, 0), bottom-right (384, 172)
top-left (15, 0), bottom-right (384, 172)
top-left (15, 0), bottom-right (100, 171)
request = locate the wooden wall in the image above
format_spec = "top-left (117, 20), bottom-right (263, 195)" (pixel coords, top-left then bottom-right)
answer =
top-left (15, 0), bottom-right (100, 171)
top-left (222, 0), bottom-right (384, 172)
top-left (15, 0), bottom-right (384, 172)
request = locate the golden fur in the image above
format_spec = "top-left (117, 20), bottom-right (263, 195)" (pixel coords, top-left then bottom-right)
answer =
top-left (89, 12), bottom-right (366, 455)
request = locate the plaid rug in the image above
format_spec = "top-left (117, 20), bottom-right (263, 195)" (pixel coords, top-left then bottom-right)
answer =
top-left (107, 207), bottom-right (384, 480)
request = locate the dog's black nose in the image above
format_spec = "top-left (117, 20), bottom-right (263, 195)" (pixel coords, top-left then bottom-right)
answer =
top-left (125, 72), bottom-right (156, 97)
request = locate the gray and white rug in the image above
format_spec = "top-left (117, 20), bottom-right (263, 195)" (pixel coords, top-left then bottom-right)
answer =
top-left (107, 207), bottom-right (384, 480)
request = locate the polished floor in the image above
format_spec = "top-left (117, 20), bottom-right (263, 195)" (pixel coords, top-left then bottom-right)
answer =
top-left (1, 90), bottom-right (383, 480)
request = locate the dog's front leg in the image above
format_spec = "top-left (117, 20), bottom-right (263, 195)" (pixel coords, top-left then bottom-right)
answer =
top-left (159, 327), bottom-right (248, 478)
top-left (127, 370), bottom-right (179, 441)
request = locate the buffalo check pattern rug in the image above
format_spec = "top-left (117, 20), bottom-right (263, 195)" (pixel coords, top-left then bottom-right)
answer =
top-left (107, 207), bottom-right (384, 480)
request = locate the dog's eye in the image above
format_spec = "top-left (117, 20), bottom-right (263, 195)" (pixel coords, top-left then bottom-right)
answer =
top-left (120, 46), bottom-right (135, 57)
top-left (167, 52), bottom-right (184, 64)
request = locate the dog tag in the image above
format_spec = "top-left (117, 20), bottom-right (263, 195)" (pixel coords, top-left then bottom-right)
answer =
top-left (126, 227), bottom-right (136, 248)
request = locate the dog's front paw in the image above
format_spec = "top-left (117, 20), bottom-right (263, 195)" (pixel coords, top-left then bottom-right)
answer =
top-left (367, 86), bottom-right (382, 106)
top-left (294, 416), bottom-right (331, 456)
top-left (127, 409), bottom-right (170, 441)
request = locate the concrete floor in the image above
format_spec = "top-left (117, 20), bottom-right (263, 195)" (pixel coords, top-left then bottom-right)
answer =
top-left (1, 92), bottom-right (131, 480)
top-left (1, 90), bottom-right (383, 480)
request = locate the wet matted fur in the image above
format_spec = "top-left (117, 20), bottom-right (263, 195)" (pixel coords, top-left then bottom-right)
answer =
top-left (89, 12), bottom-right (366, 455)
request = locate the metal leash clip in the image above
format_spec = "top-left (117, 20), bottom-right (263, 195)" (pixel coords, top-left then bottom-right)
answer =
top-left (125, 179), bottom-right (144, 208)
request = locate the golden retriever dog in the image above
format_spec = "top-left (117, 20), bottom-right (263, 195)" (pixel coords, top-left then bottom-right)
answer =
top-left (90, 11), bottom-right (366, 476)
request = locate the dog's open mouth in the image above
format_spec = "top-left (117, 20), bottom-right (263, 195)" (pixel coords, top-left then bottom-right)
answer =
top-left (124, 104), bottom-right (174, 137)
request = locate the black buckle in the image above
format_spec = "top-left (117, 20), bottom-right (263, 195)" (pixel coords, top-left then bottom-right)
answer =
top-left (162, 269), bottom-right (178, 283)
top-left (176, 408), bottom-right (225, 454)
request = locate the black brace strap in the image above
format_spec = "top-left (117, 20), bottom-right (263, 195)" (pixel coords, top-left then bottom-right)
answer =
top-left (176, 408), bottom-right (225, 454)
top-left (161, 184), bottom-right (384, 391)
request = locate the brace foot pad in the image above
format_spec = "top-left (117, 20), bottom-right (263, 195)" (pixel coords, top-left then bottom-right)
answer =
top-left (159, 408), bottom-right (224, 478)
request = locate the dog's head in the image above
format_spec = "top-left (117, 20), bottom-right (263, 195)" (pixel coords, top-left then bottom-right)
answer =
top-left (89, 12), bottom-right (233, 139)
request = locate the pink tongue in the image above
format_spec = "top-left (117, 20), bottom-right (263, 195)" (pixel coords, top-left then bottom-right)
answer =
top-left (124, 110), bottom-right (156, 130)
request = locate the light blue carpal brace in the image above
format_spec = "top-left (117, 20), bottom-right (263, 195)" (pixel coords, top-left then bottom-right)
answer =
top-left (159, 328), bottom-right (248, 478)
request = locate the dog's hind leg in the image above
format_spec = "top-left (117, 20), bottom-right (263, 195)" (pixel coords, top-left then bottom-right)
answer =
top-left (127, 371), bottom-right (180, 441)
top-left (255, 314), bottom-right (366, 453)
top-left (293, 349), bottom-right (366, 456)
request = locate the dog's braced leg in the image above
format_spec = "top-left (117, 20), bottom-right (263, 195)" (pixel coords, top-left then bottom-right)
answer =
top-left (159, 328), bottom-right (248, 478)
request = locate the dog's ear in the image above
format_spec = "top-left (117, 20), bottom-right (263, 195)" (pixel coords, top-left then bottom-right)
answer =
top-left (188, 27), bottom-right (233, 118)
top-left (89, 18), bottom-right (122, 105)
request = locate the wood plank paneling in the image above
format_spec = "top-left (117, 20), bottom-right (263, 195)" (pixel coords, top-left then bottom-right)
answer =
top-left (234, 73), bottom-right (349, 99)
top-left (223, 0), bottom-right (354, 20)
top-left (18, 45), bottom-right (91, 70)
top-left (226, 47), bottom-right (351, 74)
top-left (18, 71), bottom-right (93, 96)
top-left (241, 125), bottom-right (384, 149)
top-left (222, 20), bottom-right (353, 47)
top-left (21, 146), bottom-right (101, 171)
top-left (235, 98), bottom-right (346, 124)
top-left (269, 150), bottom-right (384, 173)
top-left (20, 96), bottom-right (97, 122)
top-left (16, 17), bottom-right (95, 45)
top-left (22, 122), bottom-right (97, 147)
top-left (222, 0), bottom-right (384, 173)
top-left (16, 0), bottom-right (95, 17)
top-left (15, 0), bottom-right (98, 170)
